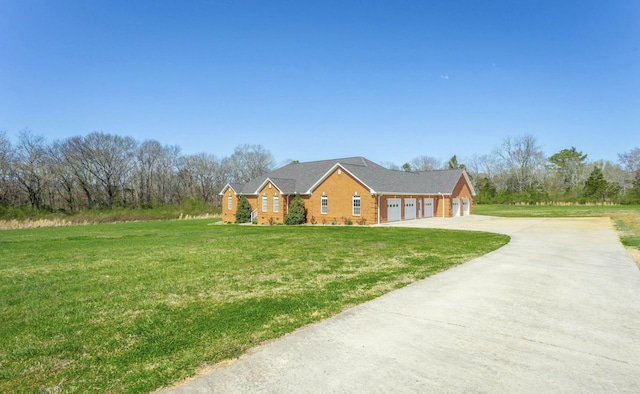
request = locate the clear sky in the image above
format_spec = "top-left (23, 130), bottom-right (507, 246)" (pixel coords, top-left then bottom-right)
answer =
top-left (1, 0), bottom-right (638, 166)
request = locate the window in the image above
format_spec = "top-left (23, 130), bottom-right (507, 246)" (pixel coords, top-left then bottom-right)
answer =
top-left (227, 195), bottom-right (233, 210)
top-left (273, 195), bottom-right (279, 212)
top-left (321, 195), bottom-right (328, 214)
top-left (262, 195), bottom-right (268, 212)
top-left (353, 195), bottom-right (361, 216)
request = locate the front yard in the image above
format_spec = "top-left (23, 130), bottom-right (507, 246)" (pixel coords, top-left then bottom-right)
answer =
top-left (0, 220), bottom-right (508, 393)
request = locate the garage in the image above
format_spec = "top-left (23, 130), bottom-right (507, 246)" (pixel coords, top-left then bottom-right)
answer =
top-left (424, 198), bottom-right (434, 218)
top-left (463, 198), bottom-right (470, 216)
top-left (387, 198), bottom-right (401, 222)
top-left (404, 198), bottom-right (416, 220)
top-left (452, 198), bottom-right (461, 217)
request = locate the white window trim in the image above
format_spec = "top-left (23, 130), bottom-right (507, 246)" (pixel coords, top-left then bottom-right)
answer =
top-left (262, 195), bottom-right (268, 212)
top-left (227, 195), bottom-right (233, 210)
top-left (321, 195), bottom-right (328, 214)
top-left (273, 194), bottom-right (279, 213)
top-left (352, 195), bottom-right (361, 216)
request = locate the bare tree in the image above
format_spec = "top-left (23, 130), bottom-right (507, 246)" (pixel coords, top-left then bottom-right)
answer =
top-left (379, 161), bottom-right (400, 170)
top-left (58, 132), bottom-right (137, 209)
top-left (0, 131), bottom-right (16, 207)
top-left (497, 134), bottom-right (546, 193)
top-left (85, 132), bottom-right (137, 208)
top-left (466, 152), bottom-right (507, 188)
top-left (143, 141), bottom-right (183, 204)
top-left (179, 153), bottom-right (222, 204)
top-left (50, 141), bottom-right (80, 211)
top-left (14, 130), bottom-right (51, 210)
top-left (410, 155), bottom-right (443, 171)
top-left (619, 147), bottom-right (640, 173)
top-left (593, 160), bottom-right (629, 194)
top-left (224, 144), bottom-right (275, 183)
top-left (136, 140), bottom-right (158, 207)
top-left (58, 136), bottom-right (100, 209)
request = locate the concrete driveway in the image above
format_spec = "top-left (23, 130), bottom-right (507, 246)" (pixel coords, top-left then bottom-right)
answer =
top-left (162, 216), bottom-right (640, 393)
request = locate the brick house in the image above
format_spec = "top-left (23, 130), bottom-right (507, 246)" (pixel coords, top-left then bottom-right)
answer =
top-left (220, 157), bottom-right (475, 225)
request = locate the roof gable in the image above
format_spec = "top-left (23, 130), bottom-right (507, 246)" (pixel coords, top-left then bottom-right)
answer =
top-left (219, 183), bottom-right (243, 195)
top-left (306, 163), bottom-right (376, 194)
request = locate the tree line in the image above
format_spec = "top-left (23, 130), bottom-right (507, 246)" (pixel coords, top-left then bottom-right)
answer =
top-left (397, 134), bottom-right (640, 205)
top-left (0, 130), bottom-right (274, 214)
top-left (1, 130), bottom-right (639, 217)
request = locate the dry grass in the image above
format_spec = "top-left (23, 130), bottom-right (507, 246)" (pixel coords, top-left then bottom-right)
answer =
top-left (0, 213), bottom-right (218, 230)
top-left (0, 218), bottom-right (82, 230)
top-left (627, 248), bottom-right (640, 269)
top-left (613, 210), bottom-right (640, 268)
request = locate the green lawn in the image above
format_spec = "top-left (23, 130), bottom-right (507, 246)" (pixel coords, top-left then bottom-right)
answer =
top-left (0, 220), bottom-right (509, 393)
top-left (473, 204), bottom-right (640, 218)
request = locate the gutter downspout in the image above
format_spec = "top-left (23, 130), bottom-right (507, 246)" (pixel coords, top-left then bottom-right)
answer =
top-left (438, 192), bottom-right (444, 218)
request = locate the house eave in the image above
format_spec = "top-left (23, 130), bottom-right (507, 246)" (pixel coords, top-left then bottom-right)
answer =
top-left (254, 178), bottom-right (285, 195)
top-left (219, 184), bottom-right (238, 196)
top-left (373, 192), bottom-right (453, 196)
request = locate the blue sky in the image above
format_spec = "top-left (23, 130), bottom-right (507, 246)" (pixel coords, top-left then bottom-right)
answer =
top-left (1, 0), bottom-right (638, 166)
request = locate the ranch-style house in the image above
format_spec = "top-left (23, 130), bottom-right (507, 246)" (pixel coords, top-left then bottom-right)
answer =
top-left (220, 157), bottom-right (475, 225)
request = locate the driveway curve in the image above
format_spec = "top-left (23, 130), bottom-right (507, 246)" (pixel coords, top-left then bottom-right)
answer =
top-left (162, 216), bottom-right (640, 393)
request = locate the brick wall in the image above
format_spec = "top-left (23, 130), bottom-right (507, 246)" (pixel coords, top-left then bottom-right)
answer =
top-left (306, 167), bottom-right (375, 225)
top-left (222, 171), bottom-right (475, 224)
top-left (255, 181), bottom-right (286, 225)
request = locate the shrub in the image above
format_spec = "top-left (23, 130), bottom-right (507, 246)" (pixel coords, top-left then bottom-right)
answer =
top-left (235, 196), bottom-right (252, 223)
top-left (340, 216), bottom-right (352, 225)
top-left (284, 194), bottom-right (306, 225)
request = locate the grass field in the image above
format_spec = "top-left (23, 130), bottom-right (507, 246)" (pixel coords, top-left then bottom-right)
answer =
top-left (0, 220), bottom-right (508, 393)
top-left (474, 204), bottom-right (640, 265)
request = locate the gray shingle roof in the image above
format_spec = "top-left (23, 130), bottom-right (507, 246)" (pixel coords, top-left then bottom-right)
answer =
top-left (222, 157), bottom-right (472, 196)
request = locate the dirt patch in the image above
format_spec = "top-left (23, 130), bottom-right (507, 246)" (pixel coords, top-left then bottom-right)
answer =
top-left (626, 247), bottom-right (640, 270)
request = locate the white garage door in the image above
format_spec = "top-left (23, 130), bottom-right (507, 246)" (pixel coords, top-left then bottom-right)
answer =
top-left (424, 198), bottom-right (434, 218)
top-left (387, 198), bottom-right (401, 222)
top-left (452, 198), bottom-right (461, 217)
top-left (463, 198), bottom-right (470, 216)
top-left (404, 198), bottom-right (416, 220)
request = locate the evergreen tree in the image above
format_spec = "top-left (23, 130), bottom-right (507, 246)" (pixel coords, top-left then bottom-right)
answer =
top-left (448, 155), bottom-right (465, 169)
top-left (235, 195), bottom-right (252, 223)
top-left (548, 147), bottom-right (588, 200)
top-left (475, 177), bottom-right (497, 204)
top-left (583, 166), bottom-right (610, 202)
top-left (284, 194), bottom-right (306, 225)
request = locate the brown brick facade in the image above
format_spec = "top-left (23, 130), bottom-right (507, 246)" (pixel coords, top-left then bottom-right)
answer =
top-left (306, 168), bottom-right (375, 225)
top-left (220, 158), bottom-right (475, 224)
